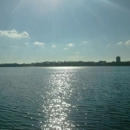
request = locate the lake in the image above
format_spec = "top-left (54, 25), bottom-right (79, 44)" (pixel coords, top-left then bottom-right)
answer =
top-left (0, 67), bottom-right (130, 130)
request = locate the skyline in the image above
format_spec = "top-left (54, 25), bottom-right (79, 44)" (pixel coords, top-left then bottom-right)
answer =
top-left (0, 0), bottom-right (130, 63)
top-left (0, 56), bottom-right (129, 65)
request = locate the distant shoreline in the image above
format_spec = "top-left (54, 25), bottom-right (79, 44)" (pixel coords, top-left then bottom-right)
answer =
top-left (0, 61), bottom-right (130, 67)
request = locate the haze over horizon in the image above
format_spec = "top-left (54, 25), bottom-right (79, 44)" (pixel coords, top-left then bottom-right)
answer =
top-left (0, 0), bottom-right (130, 63)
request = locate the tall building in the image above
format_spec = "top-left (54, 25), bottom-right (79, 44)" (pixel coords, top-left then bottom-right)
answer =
top-left (116, 56), bottom-right (121, 63)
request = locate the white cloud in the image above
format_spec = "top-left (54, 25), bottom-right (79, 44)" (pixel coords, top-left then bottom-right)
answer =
top-left (0, 29), bottom-right (29, 38)
top-left (34, 42), bottom-right (45, 48)
top-left (52, 44), bottom-right (56, 48)
top-left (117, 41), bottom-right (123, 45)
top-left (82, 41), bottom-right (88, 44)
top-left (106, 44), bottom-right (111, 47)
top-left (75, 51), bottom-right (80, 54)
top-left (34, 42), bottom-right (45, 46)
top-left (64, 48), bottom-right (68, 50)
top-left (66, 43), bottom-right (74, 47)
top-left (125, 40), bottom-right (130, 46)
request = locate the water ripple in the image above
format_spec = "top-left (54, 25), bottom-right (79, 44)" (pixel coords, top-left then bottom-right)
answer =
top-left (0, 67), bottom-right (130, 129)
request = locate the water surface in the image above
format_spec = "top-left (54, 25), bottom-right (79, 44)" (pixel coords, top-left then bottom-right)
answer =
top-left (0, 67), bottom-right (130, 129)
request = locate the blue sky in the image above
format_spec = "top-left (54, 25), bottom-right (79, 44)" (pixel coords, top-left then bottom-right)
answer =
top-left (0, 0), bottom-right (130, 63)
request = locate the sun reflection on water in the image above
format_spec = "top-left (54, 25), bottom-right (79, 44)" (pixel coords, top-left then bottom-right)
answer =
top-left (40, 68), bottom-right (76, 129)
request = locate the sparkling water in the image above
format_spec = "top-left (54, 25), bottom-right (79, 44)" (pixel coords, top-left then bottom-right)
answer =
top-left (0, 67), bottom-right (130, 129)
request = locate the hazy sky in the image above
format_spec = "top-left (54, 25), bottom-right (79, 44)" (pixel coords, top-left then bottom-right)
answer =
top-left (0, 0), bottom-right (130, 63)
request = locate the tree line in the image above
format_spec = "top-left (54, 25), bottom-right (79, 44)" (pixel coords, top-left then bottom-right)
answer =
top-left (0, 61), bottom-right (130, 67)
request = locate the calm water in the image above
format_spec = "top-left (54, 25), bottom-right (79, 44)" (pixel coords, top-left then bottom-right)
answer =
top-left (0, 67), bottom-right (130, 130)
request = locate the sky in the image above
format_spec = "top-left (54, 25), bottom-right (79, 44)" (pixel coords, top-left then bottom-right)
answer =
top-left (0, 0), bottom-right (130, 63)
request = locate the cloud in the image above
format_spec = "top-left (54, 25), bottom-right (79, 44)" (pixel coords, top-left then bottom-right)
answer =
top-left (52, 44), bottom-right (56, 48)
top-left (64, 48), bottom-right (68, 50)
top-left (75, 51), bottom-right (80, 54)
top-left (82, 41), bottom-right (88, 44)
top-left (125, 40), bottom-right (130, 46)
top-left (34, 42), bottom-right (45, 46)
top-left (34, 42), bottom-right (45, 48)
top-left (0, 29), bottom-right (29, 38)
top-left (66, 43), bottom-right (74, 47)
top-left (117, 41), bottom-right (123, 45)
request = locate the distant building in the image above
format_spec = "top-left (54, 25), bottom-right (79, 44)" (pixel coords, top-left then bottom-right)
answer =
top-left (98, 61), bottom-right (106, 63)
top-left (116, 56), bottom-right (121, 63)
top-left (98, 60), bottom-right (106, 65)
